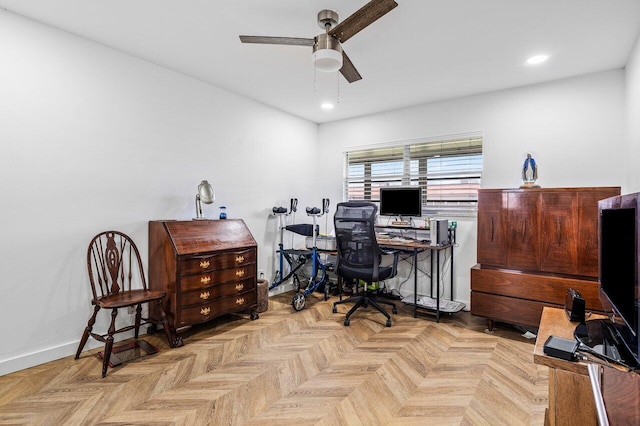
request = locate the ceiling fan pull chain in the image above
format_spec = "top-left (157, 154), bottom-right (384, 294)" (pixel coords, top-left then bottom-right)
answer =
top-left (314, 66), bottom-right (317, 92)
top-left (337, 71), bottom-right (340, 104)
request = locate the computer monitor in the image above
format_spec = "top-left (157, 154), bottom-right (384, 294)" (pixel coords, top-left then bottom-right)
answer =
top-left (379, 186), bottom-right (422, 217)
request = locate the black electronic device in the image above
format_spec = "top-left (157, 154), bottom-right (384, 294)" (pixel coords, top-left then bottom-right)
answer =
top-left (429, 219), bottom-right (449, 246)
top-left (543, 335), bottom-right (579, 361)
top-left (564, 288), bottom-right (585, 323)
top-left (579, 192), bottom-right (640, 368)
top-left (379, 186), bottom-right (422, 218)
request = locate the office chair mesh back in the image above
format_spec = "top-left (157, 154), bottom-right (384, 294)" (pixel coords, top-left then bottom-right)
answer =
top-left (334, 202), bottom-right (391, 282)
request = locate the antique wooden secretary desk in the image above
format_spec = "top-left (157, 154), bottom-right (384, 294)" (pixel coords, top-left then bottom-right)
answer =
top-left (148, 219), bottom-right (259, 345)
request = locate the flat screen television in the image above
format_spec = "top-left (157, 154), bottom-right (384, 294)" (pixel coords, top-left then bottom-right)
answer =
top-left (575, 192), bottom-right (640, 368)
top-left (379, 186), bottom-right (422, 217)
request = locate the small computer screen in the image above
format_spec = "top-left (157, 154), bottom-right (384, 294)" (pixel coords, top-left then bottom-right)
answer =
top-left (379, 187), bottom-right (422, 217)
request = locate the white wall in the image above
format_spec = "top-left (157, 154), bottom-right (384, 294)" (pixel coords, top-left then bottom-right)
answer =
top-left (0, 10), bottom-right (319, 375)
top-left (1, 7), bottom-right (634, 375)
top-left (317, 70), bottom-right (627, 309)
top-left (626, 34), bottom-right (640, 192)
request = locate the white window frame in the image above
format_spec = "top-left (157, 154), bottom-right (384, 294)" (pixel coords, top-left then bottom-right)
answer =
top-left (344, 133), bottom-right (483, 216)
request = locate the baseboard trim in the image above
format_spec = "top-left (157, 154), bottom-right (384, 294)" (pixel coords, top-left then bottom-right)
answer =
top-left (1, 337), bottom-right (117, 376)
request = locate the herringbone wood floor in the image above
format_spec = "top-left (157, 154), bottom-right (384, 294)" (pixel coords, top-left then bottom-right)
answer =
top-left (0, 292), bottom-right (548, 425)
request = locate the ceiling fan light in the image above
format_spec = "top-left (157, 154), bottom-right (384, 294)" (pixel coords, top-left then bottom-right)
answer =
top-left (313, 48), bottom-right (343, 72)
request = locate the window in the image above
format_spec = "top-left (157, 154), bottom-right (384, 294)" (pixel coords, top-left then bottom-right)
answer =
top-left (344, 136), bottom-right (482, 215)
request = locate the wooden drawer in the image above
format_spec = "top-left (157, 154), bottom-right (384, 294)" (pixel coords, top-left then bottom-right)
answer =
top-left (180, 278), bottom-right (256, 306)
top-left (179, 249), bottom-right (256, 275)
top-left (178, 290), bottom-right (257, 327)
top-left (471, 265), bottom-right (602, 311)
top-left (471, 291), bottom-right (554, 328)
top-left (180, 267), bottom-right (255, 291)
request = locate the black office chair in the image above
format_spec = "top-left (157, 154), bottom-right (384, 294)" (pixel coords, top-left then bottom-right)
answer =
top-left (332, 202), bottom-right (399, 327)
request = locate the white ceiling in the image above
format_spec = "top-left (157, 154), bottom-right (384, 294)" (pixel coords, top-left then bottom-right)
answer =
top-left (2, 0), bottom-right (640, 124)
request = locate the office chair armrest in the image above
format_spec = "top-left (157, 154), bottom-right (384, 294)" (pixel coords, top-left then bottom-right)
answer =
top-left (380, 249), bottom-right (400, 276)
top-left (380, 248), bottom-right (399, 256)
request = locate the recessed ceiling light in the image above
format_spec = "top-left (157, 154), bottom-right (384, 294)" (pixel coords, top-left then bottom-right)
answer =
top-left (526, 54), bottom-right (550, 65)
top-left (321, 102), bottom-right (334, 110)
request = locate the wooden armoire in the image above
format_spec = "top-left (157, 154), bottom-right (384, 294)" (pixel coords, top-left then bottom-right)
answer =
top-left (471, 186), bottom-right (620, 330)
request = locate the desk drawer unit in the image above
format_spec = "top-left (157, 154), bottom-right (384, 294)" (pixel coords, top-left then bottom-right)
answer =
top-left (149, 219), bottom-right (259, 339)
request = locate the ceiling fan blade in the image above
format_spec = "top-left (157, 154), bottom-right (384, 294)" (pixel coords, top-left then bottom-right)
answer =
top-left (340, 50), bottom-right (362, 83)
top-left (239, 36), bottom-right (314, 46)
top-left (329, 0), bottom-right (398, 43)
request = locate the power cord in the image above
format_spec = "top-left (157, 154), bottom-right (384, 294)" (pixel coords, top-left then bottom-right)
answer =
top-left (576, 344), bottom-right (633, 371)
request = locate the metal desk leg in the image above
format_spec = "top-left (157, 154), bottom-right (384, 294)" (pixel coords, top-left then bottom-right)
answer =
top-left (436, 250), bottom-right (440, 323)
top-left (450, 245), bottom-right (454, 302)
top-left (430, 250), bottom-right (434, 298)
top-left (413, 247), bottom-right (418, 318)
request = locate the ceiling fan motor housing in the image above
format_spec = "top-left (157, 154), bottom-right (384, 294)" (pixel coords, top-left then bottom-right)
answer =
top-left (312, 33), bottom-right (343, 72)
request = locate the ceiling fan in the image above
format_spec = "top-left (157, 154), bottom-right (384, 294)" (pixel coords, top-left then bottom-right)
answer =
top-left (239, 0), bottom-right (398, 83)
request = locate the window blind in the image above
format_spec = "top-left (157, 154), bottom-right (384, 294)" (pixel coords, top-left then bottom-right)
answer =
top-left (345, 137), bottom-right (482, 215)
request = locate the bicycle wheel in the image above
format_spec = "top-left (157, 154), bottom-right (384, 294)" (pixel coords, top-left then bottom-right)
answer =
top-left (292, 293), bottom-right (306, 311)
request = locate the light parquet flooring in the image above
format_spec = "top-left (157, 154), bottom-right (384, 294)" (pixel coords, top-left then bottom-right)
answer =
top-left (0, 292), bottom-right (548, 425)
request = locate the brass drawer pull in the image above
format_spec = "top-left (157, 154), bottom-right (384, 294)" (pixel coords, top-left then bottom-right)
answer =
top-left (200, 291), bottom-right (210, 300)
top-left (200, 307), bottom-right (211, 316)
top-left (235, 297), bottom-right (245, 305)
top-left (235, 255), bottom-right (245, 263)
top-left (200, 260), bottom-right (210, 269)
top-left (235, 269), bottom-right (245, 278)
top-left (235, 283), bottom-right (244, 291)
top-left (200, 276), bottom-right (211, 285)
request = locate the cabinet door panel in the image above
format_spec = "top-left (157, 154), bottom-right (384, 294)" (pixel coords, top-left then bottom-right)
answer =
top-left (577, 189), bottom-right (619, 277)
top-left (506, 192), bottom-right (540, 271)
top-left (540, 192), bottom-right (579, 275)
top-left (477, 191), bottom-right (508, 266)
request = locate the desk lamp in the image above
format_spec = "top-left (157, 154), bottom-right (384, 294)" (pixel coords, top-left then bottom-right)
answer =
top-left (194, 180), bottom-right (214, 220)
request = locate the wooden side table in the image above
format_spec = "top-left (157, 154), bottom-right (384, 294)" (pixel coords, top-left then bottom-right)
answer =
top-left (534, 307), bottom-right (602, 426)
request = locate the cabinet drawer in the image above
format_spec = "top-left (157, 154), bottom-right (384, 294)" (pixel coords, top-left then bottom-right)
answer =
top-left (180, 267), bottom-right (255, 291)
top-left (179, 249), bottom-right (256, 275)
top-left (471, 265), bottom-right (602, 311)
top-left (178, 291), bottom-right (257, 327)
top-left (471, 291), bottom-right (551, 328)
top-left (180, 278), bottom-right (256, 306)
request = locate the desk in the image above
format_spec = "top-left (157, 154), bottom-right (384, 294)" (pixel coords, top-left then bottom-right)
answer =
top-left (376, 236), bottom-right (454, 322)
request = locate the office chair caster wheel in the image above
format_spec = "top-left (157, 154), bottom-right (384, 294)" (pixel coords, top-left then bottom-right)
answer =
top-left (392, 307), bottom-right (398, 315)
top-left (324, 283), bottom-right (331, 301)
top-left (293, 276), bottom-right (301, 293)
top-left (386, 319), bottom-right (392, 327)
top-left (344, 318), bottom-right (350, 326)
top-left (292, 293), bottom-right (306, 311)
top-left (332, 305), bottom-right (337, 313)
